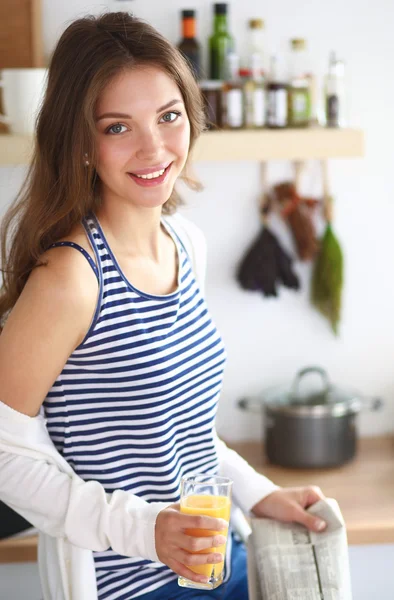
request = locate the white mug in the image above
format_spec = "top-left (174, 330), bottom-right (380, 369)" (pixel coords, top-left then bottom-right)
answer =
top-left (0, 68), bottom-right (48, 135)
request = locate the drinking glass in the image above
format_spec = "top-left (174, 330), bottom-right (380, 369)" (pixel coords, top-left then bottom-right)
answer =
top-left (178, 474), bottom-right (232, 590)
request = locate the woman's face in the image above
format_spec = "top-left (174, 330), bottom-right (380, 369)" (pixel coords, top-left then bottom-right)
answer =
top-left (94, 66), bottom-right (190, 210)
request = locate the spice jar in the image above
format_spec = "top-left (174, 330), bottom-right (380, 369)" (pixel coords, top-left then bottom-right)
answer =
top-left (267, 55), bottom-right (288, 129)
top-left (199, 80), bottom-right (223, 129)
top-left (222, 52), bottom-right (243, 129)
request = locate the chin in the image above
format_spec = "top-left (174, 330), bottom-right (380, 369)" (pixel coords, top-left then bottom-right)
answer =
top-left (131, 191), bottom-right (174, 210)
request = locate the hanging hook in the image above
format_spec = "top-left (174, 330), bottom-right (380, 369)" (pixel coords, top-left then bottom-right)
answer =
top-left (320, 159), bottom-right (333, 223)
top-left (259, 161), bottom-right (270, 222)
top-left (293, 160), bottom-right (305, 195)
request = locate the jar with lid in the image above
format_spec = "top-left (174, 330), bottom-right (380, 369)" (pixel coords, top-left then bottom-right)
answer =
top-left (266, 55), bottom-right (288, 129)
top-left (247, 18), bottom-right (266, 73)
top-left (287, 38), bottom-right (311, 128)
top-left (241, 53), bottom-right (266, 129)
top-left (199, 80), bottom-right (223, 129)
top-left (222, 52), bottom-right (243, 129)
top-left (325, 52), bottom-right (347, 127)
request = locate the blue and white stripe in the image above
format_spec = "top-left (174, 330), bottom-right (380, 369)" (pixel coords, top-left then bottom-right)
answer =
top-left (43, 213), bottom-right (227, 600)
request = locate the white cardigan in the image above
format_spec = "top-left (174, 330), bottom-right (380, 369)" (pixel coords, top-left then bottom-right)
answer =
top-left (0, 214), bottom-right (278, 600)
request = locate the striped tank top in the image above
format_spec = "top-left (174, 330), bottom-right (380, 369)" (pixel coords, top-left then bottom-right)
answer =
top-left (43, 213), bottom-right (227, 600)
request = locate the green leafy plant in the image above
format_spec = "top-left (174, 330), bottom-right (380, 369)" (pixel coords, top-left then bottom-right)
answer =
top-left (311, 218), bottom-right (343, 334)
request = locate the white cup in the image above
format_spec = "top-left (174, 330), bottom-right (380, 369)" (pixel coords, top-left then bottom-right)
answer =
top-left (0, 68), bottom-right (48, 135)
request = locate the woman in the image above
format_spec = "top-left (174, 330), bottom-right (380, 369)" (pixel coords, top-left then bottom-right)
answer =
top-left (0, 12), bottom-right (326, 600)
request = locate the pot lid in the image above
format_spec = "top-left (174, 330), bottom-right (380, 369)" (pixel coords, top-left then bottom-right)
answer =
top-left (260, 366), bottom-right (361, 417)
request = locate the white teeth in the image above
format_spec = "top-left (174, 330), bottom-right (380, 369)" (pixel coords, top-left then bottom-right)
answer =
top-left (134, 168), bottom-right (166, 180)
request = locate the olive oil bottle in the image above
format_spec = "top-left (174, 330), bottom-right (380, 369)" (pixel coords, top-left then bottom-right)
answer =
top-left (209, 3), bottom-right (234, 80)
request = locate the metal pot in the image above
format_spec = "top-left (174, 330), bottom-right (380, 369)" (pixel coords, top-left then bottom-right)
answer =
top-left (238, 366), bottom-right (383, 468)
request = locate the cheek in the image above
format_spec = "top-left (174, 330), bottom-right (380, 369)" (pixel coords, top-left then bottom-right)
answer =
top-left (96, 137), bottom-right (133, 170)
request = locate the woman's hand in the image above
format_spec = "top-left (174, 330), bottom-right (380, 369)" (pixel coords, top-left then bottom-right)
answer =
top-left (251, 486), bottom-right (327, 533)
top-left (155, 504), bottom-right (229, 584)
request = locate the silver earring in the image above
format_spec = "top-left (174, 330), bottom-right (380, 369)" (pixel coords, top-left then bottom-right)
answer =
top-left (84, 152), bottom-right (89, 167)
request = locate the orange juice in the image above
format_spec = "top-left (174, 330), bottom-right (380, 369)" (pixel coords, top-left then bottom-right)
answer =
top-left (180, 494), bottom-right (231, 578)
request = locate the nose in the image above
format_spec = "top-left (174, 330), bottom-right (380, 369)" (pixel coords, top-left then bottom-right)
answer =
top-left (135, 127), bottom-right (164, 162)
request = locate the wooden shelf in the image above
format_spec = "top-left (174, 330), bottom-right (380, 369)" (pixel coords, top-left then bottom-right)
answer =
top-left (192, 128), bottom-right (364, 161)
top-left (0, 128), bottom-right (364, 166)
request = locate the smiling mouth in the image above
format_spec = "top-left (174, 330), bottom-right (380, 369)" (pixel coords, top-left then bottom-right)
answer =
top-left (129, 163), bottom-right (172, 180)
top-left (127, 162), bottom-right (173, 186)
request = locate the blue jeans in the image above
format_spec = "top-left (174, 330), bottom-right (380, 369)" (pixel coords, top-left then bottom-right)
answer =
top-left (137, 536), bottom-right (249, 600)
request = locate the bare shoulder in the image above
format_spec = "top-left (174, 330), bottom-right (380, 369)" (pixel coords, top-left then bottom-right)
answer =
top-left (38, 221), bottom-right (98, 305)
top-left (0, 227), bottom-right (99, 416)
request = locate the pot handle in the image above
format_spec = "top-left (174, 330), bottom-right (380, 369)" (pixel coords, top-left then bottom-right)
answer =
top-left (291, 366), bottom-right (330, 398)
top-left (359, 396), bottom-right (384, 412)
top-left (238, 397), bottom-right (262, 413)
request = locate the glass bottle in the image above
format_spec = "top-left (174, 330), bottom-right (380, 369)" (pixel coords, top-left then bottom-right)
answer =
top-left (222, 53), bottom-right (243, 129)
top-left (247, 18), bottom-right (266, 74)
top-left (266, 55), bottom-right (288, 129)
top-left (209, 3), bottom-right (234, 80)
top-left (177, 10), bottom-right (201, 79)
top-left (242, 54), bottom-right (266, 129)
top-left (287, 38), bottom-right (311, 128)
top-left (325, 52), bottom-right (347, 127)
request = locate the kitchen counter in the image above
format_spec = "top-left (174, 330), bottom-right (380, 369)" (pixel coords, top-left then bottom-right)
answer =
top-left (230, 435), bottom-right (394, 545)
top-left (0, 435), bottom-right (393, 563)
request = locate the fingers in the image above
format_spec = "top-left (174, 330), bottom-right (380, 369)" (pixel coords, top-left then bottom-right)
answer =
top-left (167, 558), bottom-right (212, 585)
top-left (159, 507), bottom-right (228, 534)
top-left (292, 502), bottom-right (326, 533)
top-left (162, 534), bottom-right (225, 585)
top-left (178, 532), bottom-right (227, 553)
top-left (176, 547), bottom-right (224, 567)
top-left (298, 509), bottom-right (326, 532)
top-left (303, 485), bottom-right (325, 507)
top-left (170, 531), bottom-right (227, 568)
top-left (304, 486), bottom-right (326, 532)
top-left (155, 506), bottom-right (229, 584)
top-left (180, 513), bottom-right (229, 532)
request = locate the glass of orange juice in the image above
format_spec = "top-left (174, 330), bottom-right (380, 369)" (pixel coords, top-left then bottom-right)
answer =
top-left (178, 474), bottom-right (232, 590)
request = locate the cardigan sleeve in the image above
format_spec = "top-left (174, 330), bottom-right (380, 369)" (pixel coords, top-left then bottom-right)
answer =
top-left (0, 400), bottom-right (170, 562)
top-left (214, 430), bottom-right (279, 515)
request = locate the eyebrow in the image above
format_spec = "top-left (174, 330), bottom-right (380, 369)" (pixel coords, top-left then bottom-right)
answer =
top-left (96, 99), bottom-right (183, 122)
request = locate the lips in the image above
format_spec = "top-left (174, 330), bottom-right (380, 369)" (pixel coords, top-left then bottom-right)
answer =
top-left (130, 162), bottom-right (172, 176)
top-left (127, 162), bottom-right (173, 188)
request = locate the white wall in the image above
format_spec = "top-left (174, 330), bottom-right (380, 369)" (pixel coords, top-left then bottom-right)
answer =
top-left (1, 0), bottom-right (394, 441)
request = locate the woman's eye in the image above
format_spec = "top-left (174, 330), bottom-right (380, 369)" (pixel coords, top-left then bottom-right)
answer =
top-left (160, 111), bottom-right (181, 124)
top-left (107, 123), bottom-right (127, 135)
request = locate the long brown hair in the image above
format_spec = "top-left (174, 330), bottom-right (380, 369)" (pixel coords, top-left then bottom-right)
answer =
top-left (0, 12), bottom-right (205, 327)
